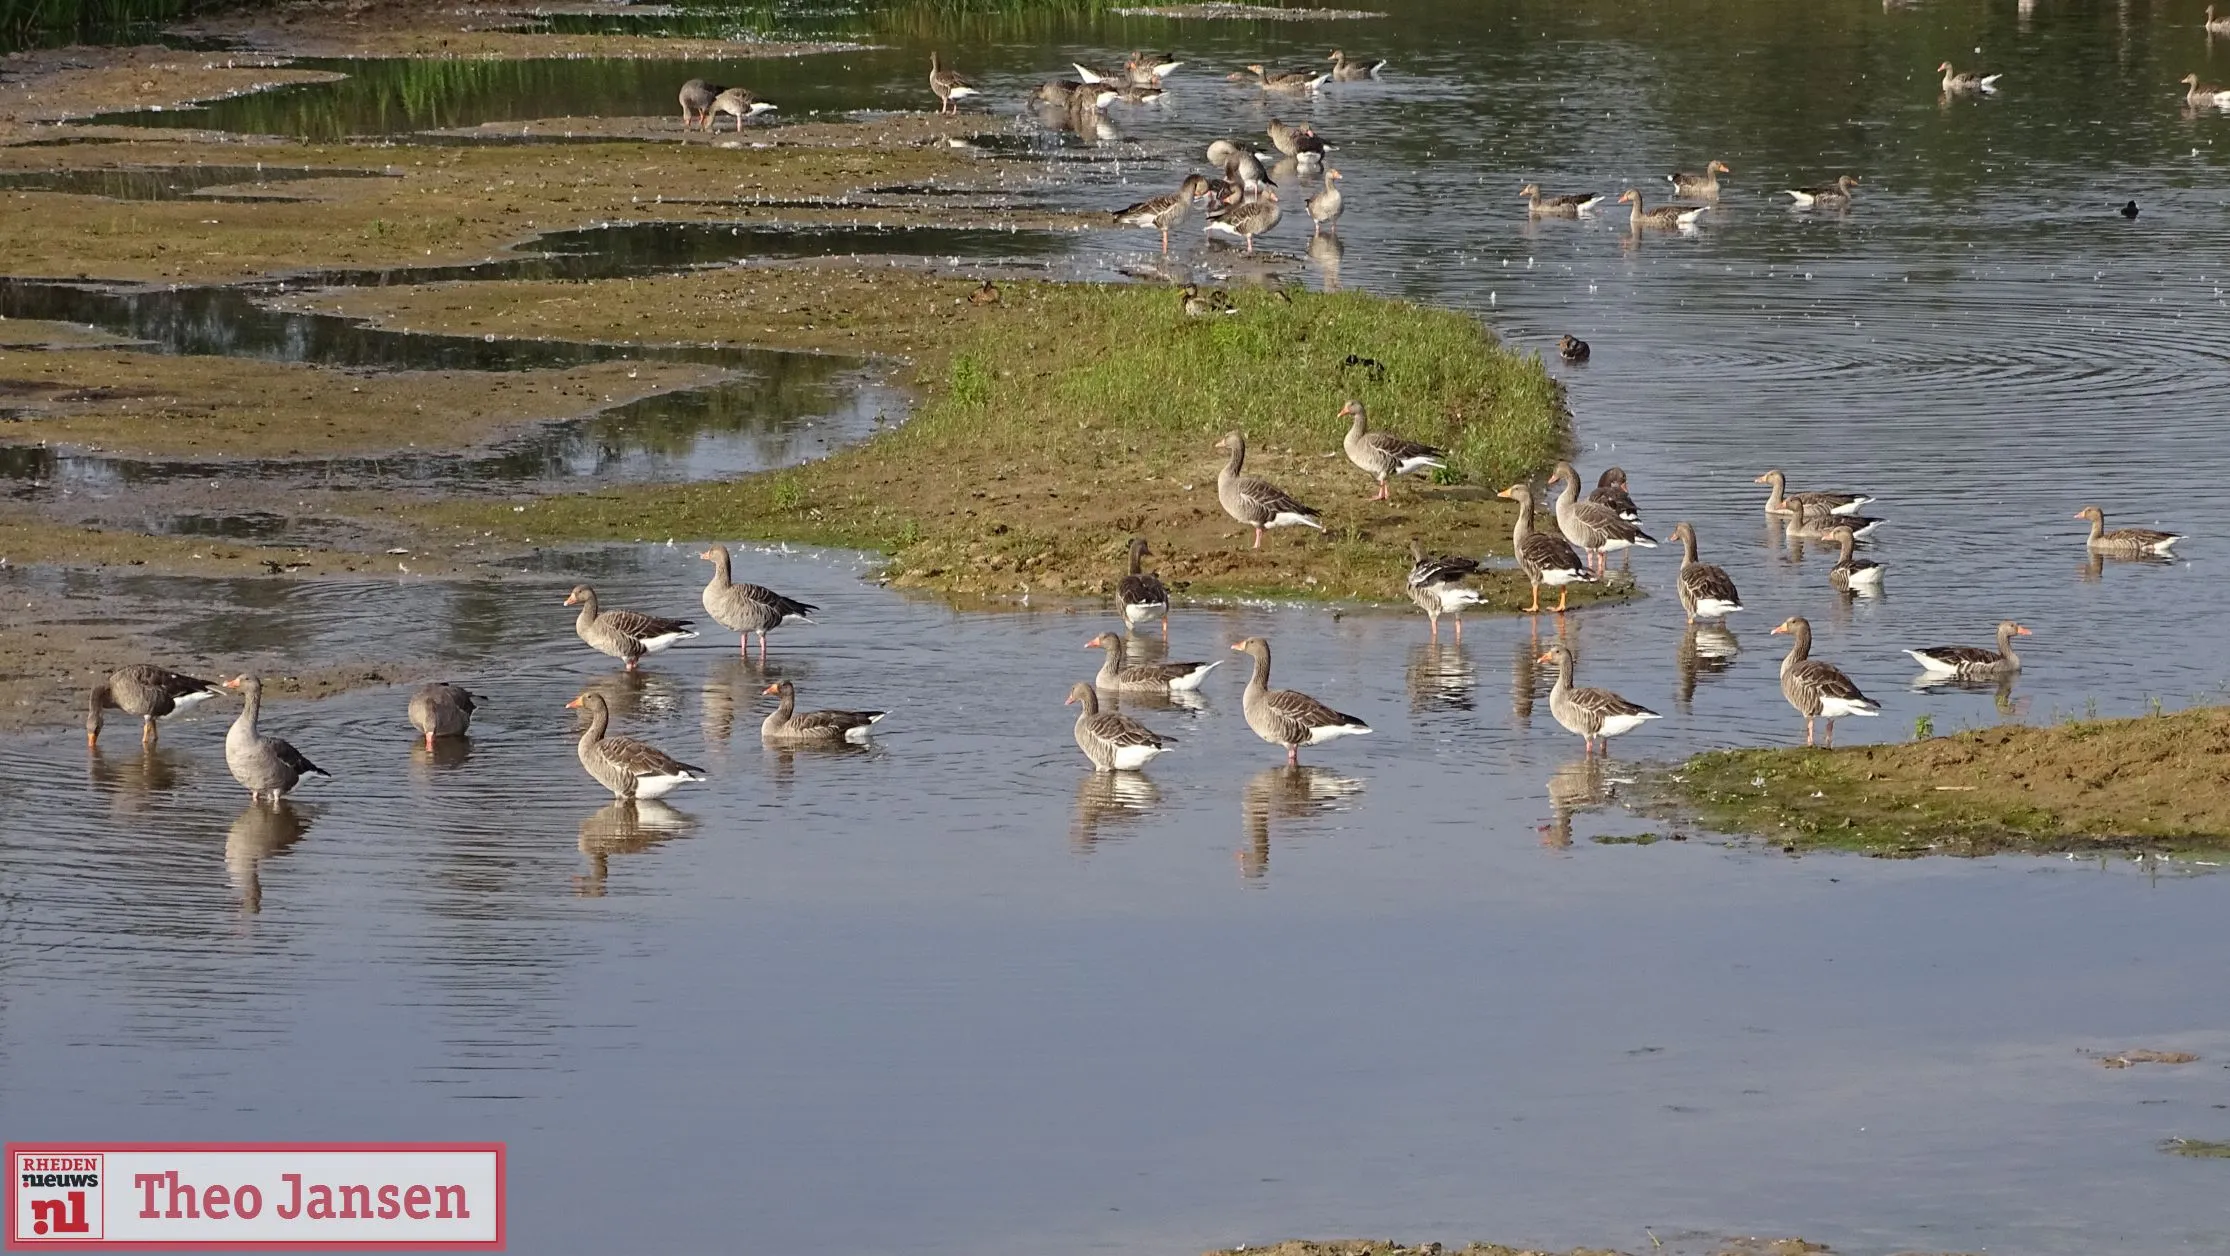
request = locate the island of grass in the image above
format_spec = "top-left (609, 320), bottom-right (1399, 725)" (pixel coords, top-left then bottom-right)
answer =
top-left (1666, 707), bottom-right (2230, 856)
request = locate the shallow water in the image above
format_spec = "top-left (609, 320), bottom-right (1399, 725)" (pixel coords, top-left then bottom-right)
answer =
top-left (0, 163), bottom-right (392, 201)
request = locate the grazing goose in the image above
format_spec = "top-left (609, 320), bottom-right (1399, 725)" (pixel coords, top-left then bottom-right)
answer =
top-left (1825, 525), bottom-right (1884, 592)
top-left (929, 52), bottom-right (980, 114)
top-left (1204, 187), bottom-right (1281, 252)
top-left (2212, 4), bottom-right (2230, 34)
top-left (1908, 620), bottom-right (2029, 679)
top-left (86, 664), bottom-right (225, 747)
top-left (1307, 167), bottom-right (1344, 237)
top-left (1667, 160), bottom-right (1731, 199)
top-left (1549, 461), bottom-right (1657, 574)
top-left (1087, 631), bottom-right (1220, 692)
top-left (1231, 637), bottom-right (1369, 765)
top-left (1114, 174), bottom-right (1212, 253)
top-left (759, 679), bottom-right (887, 744)
top-left (706, 86), bottom-right (776, 130)
top-left (1326, 49), bottom-right (1387, 79)
top-left (1785, 174), bottom-right (1859, 208)
top-left (2075, 505), bottom-right (2180, 556)
top-left (1065, 681), bottom-right (1174, 772)
top-left (406, 682), bottom-right (479, 750)
top-left (1557, 334), bottom-right (1591, 362)
top-left (699, 547), bottom-right (817, 662)
top-left (1589, 466), bottom-right (1639, 520)
top-left (1117, 537), bottom-right (1171, 633)
top-left (1216, 431), bottom-right (1324, 548)
top-left (1340, 399), bottom-right (1445, 501)
top-left (678, 78), bottom-right (723, 129)
top-left (1619, 188), bottom-right (1709, 230)
top-left (1244, 63), bottom-right (1329, 94)
top-left (1498, 481), bottom-right (1596, 613)
top-left (1537, 642), bottom-right (1660, 756)
top-left (567, 691), bottom-right (706, 799)
top-left (1667, 522), bottom-right (1743, 622)
top-left (1754, 468), bottom-right (1873, 518)
top-left (1938, 61), bottom-right (2002, 94)
top-left (1791, 499), bottom-right (1887, 540)
top-left (223, 674), bottom-right (329, 803)
top-left (1771, 616), bottom-right (1880, 747)
top-left (1521, 183), bottom-right (1604, 217)
top-left (567, 584), bottom-right (698, 671)
top-left (1407, 539), bottom-right (1485, 641)
top-left (2182, 74), bottom-right (2230, 108)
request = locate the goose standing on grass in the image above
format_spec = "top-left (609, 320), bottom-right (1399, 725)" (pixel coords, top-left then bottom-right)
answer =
top-left (1939, 61), bottom-right (2002, 94)
top-left (1114, 173), bottom-right (1212, 254)
top-left (567, 584), bottom-right (698, 671)
top-left (929, 52), bottom-right (979, 114)
top-left (567, 692), bottom-right (706, 799)
top-left (1215, 431), bottom-right (1324, 548)
top-left (1231, 636), bottom-right (1370, 765)
top-left (678, 79), bottom-right (723, 129)
top-left (2182, 74), bottom-right (2230, 108)
top-left (1619, 188), bottom-right (1709, 230)
top-left (407, 682), bottom-right (479, 751)
top-left (1117, 537), bottom-right (1171, 634)
top-left (223, 674), bottom-right (329, 803)
top-left (1537, 643), bottom-right (1660, 756)
top-left (1825, 525), bottom-right (1884, 592)
top-left (1589, 467), bottom-right (1640, 520)
top-left (2075, 505), bottom-right (2180, 556)
top-left (1087, 632), bottom-right (1220, 692)
top-left (1785, 174), bottom-right (1860, 209)
top-left (1520, 183), bottom-right (1604, 217)
top-left (1667, 159), bottom-right (1731, 199)
top-left (759, 679), bottom-right (887, 745)
top-left (1667, 522), bottom-right (1743, 623)
top-left (2211, 5), bottom-right (2230, 35)
top-left (1340, 399), bottom-right (1444, 500)
top-left (1771, 616), bottom-right (1880, 747)
top-left (85, 664), bottom-right (225, 747)
top-left (1065, 682), bottom-right (1175, 772)
top-left (1754, 468), bottom-right (1873, 518)
top-left (1326, 49), bottom-right (1386, 79)
top-left (1308, 168), bottom-right (1344, 237)
top-left (1908, 621), bottom-right (2029, 680)
top-left (1549, 460), bottom-right (1657, 574)
top-left (706, 86), bottom-right (776, 130)
top-left (698, 547), bottom-right (816, 662)
top-left (1406, 539), bottom-right (1485, 641)
top-left (1205, 187), bottom-right (1281, 253)
top-left (1498, 481), bottom-right (1596, 613)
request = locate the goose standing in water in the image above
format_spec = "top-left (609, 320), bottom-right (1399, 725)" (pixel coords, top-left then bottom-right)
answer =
top-left (1114, 173), bottom-right (1212, 253)
top-left (928, 52), bottom-right (980, 114)
top-left (1938, 61), bottom-right (2002, 95)
top-left (1498, 481), bottom-right (1596, 613)
top-left (1589, 466), bottom-right (1640, 521)
top-left (1667, 522), bottom-right (1743, 623)
top-left (1087, 632), bottom-right (1220, 693)
top-left (700, 546), bottom-right (817, 662)
top-left (223, 674), bottom-right (330, 803)
top-left (1754, 468), bottom-right (1873, 518)
top-left (705, 87), bottom-right (776, 131)
top-left (86, 664), bottom-right (226, 747)
top-left (567, 584), bottom-right (698, 671)
top-left (1537, 642), bottom-right (1660, 756)
top-left (1908, 621), bottom-right (2030, 680)
top-left (1406, 540), bottom-right (1484, 641)
top-left (1308, 168), bottom-right (1344, 237)
top-left (1784, 175), bottom-right (1860, 209)
top-left (1215, 431), bottom-right (1324, 548)
top-left (1204, 187), bottom-right (1281, 253)
top-left (1549, 460), bottom-right (1657, 574)
top-left (1340, 399), bottom-right (1445, 500)
top-left (759, 679), bottom-right (887, 744)
top-left (1231, 636), bottom-right (1370, 765)
top-left (2074, 505), bottom-right (2180, 556)
top-left (1065, 682), bottom-right (1175, 772)
top-left (1666, 159), bottom-right (1731, 200)
top-left (1116, 537), bottom-right (1171, 635)
top-left (1771, 616), bottom-right (1880, 747)
top-left (1825, 525), bottom-right (1884, 593)
top-left (567, 691), bottom-right (706, 800)
top-left (1619, 188), bottom-right (1709, 230)
top-left (407, 682), bottom-right (479, 750)
top-left (678, 79), bottom-right (723, 129)
top-left (1520, 183), bottom-right (1604, 217)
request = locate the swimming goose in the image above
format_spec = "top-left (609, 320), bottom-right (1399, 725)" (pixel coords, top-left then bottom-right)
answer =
top-left (2211, 5), bottom-right (2230, 34)
top-left (1619, 188), bottom-right (1709, 230)
top-left (1825, 525), bottom-right (1884, 592)
top-left (1521, 183), bottom-right (1604, 217)
top-left (1771, 616), bottom-right (1880, 747)
top-left (678, 79), bottom-right (723, 129)
top-left (1087, 631), bottom-right (1220, 691)
top-left (1340, 399), bottom-right (1444, 501)
top-left (1407, 539), bottom-right (1485, 641)
top-left (1036, 79), bottom-right (1119, 110)
top-left (86, 664), bottom-right (225, 747)
top-left (929, 52), bottom-right (980, 114)
top-left (1498, 481), bottom-right (1597, 612)
top-left (759, 679), bottom-right (888, 744)
top-left (1307, 168), bottom-right (1344, 236)
top-left (1785, 174), bottom-right (1859, 208)
top-left (1245, 63), bottom-right (1329, 93)
top-left (1117, 537), bottom-right (1171, 633)
top-left (567, 691), bottom-right (706, 799)
top-left (223, 674), bottom-right (330, 803)
top-left (1754, 468), bottom-right (1873, 518)
top-left (1216, 431), bottom-right (1322, 546)
top-left (1557, 334), bottom-right (1590, 362)
top-left (2075, 505), bottom-right (2180, 556)
top-left (1065, 681), bottom-right (1175, 772)
top-left (407, 682), bottom-right (479, 750)
top-left (1549, 461), bottom-right (1658, 573)
top-left (1537, 642), bottom-right (1660, 756)
top-left (2182, 74), bottom-right (2230, 107)
top-left (1791, 500), bottom-right (1887, 540)
top-left (1114, 173), bottom-right (1213, 253)
top-left (1204, 187), bottom-right (1280, 252)
top-left (706, 86), bottom-right (776, 130)
top-left (700, 546), bottom-right (816, 662)
top-left (1231, 636), bottom-right (1370, 765)
top-left (1326, 49), bottom-right (1386, 79)
top-left (1108, 81), bottom-right (1166, 105)
top-left (1908, 620), bottom-right (2029, 679)
top-left (1589, 466), bottom-right (1639, 520)
top-left (1667, 522), bottom-right (1743, 622)
top-left (567, 584), bottom-right (698, 671)
top-left (1667, 160), bottom-right (1731, 199)
top-left (1938, 61), bottom-right (2002, 94)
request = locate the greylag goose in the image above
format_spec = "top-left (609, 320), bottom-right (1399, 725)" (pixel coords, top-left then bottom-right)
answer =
top-left (1825, 525), bottom-right (1884, 592)
top-left (1407, 539), bottom-right (1485, 641)
top-left (1114, 174), bottom-right (1212, 253)
top-left (1619, 188), bottom-right (1709, 230)
top-left (1244, 63), bottom-right (1329, 94)
top-left (700, 546), bottom-right (816, 662)
top-left (1205, 188), bottom-right (1280, 252)
top-left (1938, 61), bottom-right (2002, 94)
top-left (1127, 52), bottom-right (1182, 84)
top-left (566, 691), bottom-right (706, 800)
top-left (1231, 636), bottom-right (1369, 765)
top-left (1785, 174), bottom-right (1860, 208)
top-left (1498, 481), bottom-right (1596, 612)
top-left (1206, 139), bottom-right (1272, 201)
top-left (759, 679), bottom-right (887, 744)
top-left (406, 682), bottom-right (479, 750)
top-left (1087, 631), bottom-right (1220, 692)
top-left (1908, 620), bottom-right (2029, 679)
top-left (1667, 522), bottom-right (1743, 622)
top-left (1549, 461), bottom-right (1658, 573)
top-left (1666, 160), bottom-right (1730, 200)
top-left (1065, 681), bottom-right (1175, 772)
top-left (1215, 431), bottom-right (1323, 547)
top-left (567, 584), bottom-right (697, 671)
top-left (1791, 499), bottom-right (1886, 540)
top-left (2075, 505), bottom-right (2180, 556)
top-left (929, 52), bottom-right (980, 114)
top-left (2212, 4), bottom-right (2230, 34)
top-left (2182, 74), bottom-right (2230, 107)
top-left (1326, 49), bottom-right (1386, 79)
top-left (222, 674), bottom-right (329, 803)
top-left (1307, 168), bottom-right (1344, 237)
top-left (1521, 183), bottom-right (1604, 217)
top-left (1754, 468), bottom-right (1873, 518)
top-left (1537, 642), bottom-right (1660, 756)
top-left (1557, 334), bottom-right (1590, 362)
top-left (678, 79), bottom-right (723, 129)
top-left (1340, 399), bottom-right (1444, 500)
top-left (1589, 466), bottom-right (1639, 520)
top-left (1117, 537), bottom-right (1171, 633)
top-left (706, 86), bottom-right (776, 130)
top-left (86, 664), bottom-right (225, 747)
top-left (1771, 616), bottom-right (1880, 747)
top-left (1035, 79), bottom-right (1119, 110)
top-left (1266, 118), bottom-right (1326, 166)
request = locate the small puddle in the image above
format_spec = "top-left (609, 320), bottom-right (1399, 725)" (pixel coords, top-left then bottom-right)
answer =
top-left (0, 165), bottom-right (394, 202)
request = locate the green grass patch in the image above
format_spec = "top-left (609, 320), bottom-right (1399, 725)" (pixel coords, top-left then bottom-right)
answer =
top-left (2161, 1138), bottom-right (2230, 1159)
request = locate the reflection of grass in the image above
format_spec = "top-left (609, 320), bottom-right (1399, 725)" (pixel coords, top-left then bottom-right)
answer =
top-left (0, 0), bottom-right (186, 49)
top-left (2160, 1138), bottom-right (2230, 1159)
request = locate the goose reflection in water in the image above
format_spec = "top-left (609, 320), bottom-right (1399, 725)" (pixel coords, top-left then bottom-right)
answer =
top-left (1910, 669), bottom-right (2022, 718)
top-left (1405, 640), bottom-right (1474, 713)
top-left (1512, 617), bottom-right (1571, 725)
top-left (1306, 228), bottom-right (1343, 290)
top-left (575, 800), bottom-right (693, 897)
top-left (763, 739), bottom-right (871, 794)
top-left (576, 667), bottom-right (682, 724)
top-left (226, 800), bottom-right (309, 914)
top-left (1541, 755), bottom-right (1608, 850)
top-left (1675, 624), bottom-right (1740, 711)
top-left (408, 735), bottom-right (473, 773)
top-left (86, 744), bottom-right (188, 816)
top-left (1238, 765), bottom-right (1364, 881)
top-left (1070, 772), bottom-right (1160, 855)
top-left (700, 654), bottom-right (773, 743)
